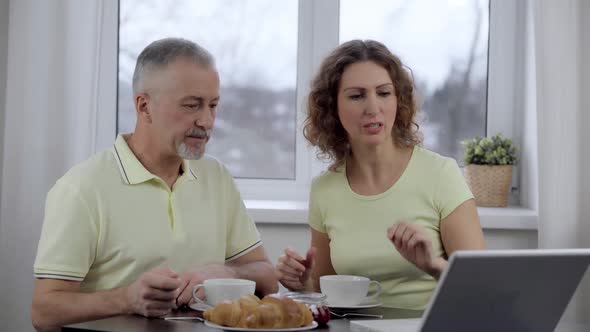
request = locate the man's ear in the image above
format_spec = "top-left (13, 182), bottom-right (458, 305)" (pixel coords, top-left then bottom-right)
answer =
top-left (135, 93), bottom-right (152, 123)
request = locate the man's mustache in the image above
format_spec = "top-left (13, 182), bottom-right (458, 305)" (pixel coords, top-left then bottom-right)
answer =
top-left (186, 127), bottom-right (211, 139)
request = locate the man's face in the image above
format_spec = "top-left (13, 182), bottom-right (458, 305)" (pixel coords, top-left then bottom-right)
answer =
top-left (144, 58), bottom-right (220, 160)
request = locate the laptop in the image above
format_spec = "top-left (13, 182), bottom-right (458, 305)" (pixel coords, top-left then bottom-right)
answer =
top-left (351, 249), bottom-right (590, 332)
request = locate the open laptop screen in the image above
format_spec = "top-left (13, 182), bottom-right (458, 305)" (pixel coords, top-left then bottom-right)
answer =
top-left (419, 249), bottom-right (590, 332)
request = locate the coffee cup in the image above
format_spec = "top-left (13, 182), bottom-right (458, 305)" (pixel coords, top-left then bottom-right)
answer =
top-left (192, 278), bottom-right (256, 307)
top-left (320, 275), bottom-right (382, 306)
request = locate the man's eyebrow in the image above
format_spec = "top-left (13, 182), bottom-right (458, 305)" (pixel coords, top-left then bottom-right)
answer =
top-left (180, 96), bottom-right (220, 102)
top-left (180, 96), bottom-right (203, 103)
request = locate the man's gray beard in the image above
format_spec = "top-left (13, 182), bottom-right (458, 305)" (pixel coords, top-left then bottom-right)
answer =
top-left (177, 142), bottom-right (204, 160)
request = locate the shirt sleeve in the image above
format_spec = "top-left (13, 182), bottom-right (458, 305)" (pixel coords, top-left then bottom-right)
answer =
top-left (223, 168), bottom-right (262, 262)
top-left (434, 158), bottom-right (475, 220)
top-left (34, 179), bottom-right (98, 281)
top-left (307, 176), bottom-right (326, 233)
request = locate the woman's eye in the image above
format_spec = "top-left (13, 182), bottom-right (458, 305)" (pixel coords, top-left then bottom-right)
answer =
top-left (184, 104), bottom-right (200, 110)
top-left (349, 94), bottom-right (363, 100)
top-left (378, 91), bottom-right (392, 97)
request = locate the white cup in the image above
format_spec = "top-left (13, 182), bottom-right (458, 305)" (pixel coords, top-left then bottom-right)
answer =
top-left (192, 278), bottom-right (256, 307)
top-left (320, 275), bottom-right (382, 306)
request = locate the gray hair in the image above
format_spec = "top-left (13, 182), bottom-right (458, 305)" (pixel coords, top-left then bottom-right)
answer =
top-left (132, 37), bottom-right (215, 95)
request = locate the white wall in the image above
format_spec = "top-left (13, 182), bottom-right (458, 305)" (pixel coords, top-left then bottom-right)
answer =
top-left (520, 0), bottom-right (538, 212)
top-left (0, 0), bottom-right (8, 221)
top-left (0, 0), bottom-right (10, 324)
top-left (0, 1), bottom-right (8, 324)
top-left (576, 0), bottom-right (590, 321)
top-left (532, 0), bottom-right (590, 323)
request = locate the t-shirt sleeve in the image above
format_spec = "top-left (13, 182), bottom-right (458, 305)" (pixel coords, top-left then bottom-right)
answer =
top-left (223, 168), bottom-right (262, 262)
top-left (307, 176), bottom-right (326, 233)
top-left (434, 158), bottom-right (475, 220)
top-left (34, 179), bottom-right (98, 281)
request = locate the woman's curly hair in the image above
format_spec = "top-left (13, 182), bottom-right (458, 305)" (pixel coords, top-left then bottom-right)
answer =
top-left (303, 39), bottom-right (422, 170)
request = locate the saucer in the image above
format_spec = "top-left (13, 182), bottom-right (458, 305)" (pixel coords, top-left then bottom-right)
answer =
top-left (204, 320), bottom-right (318, 331)
top-left (326, 301), bottom-right (382, 310)
top-left (189, 302), bottom-right (213, 312)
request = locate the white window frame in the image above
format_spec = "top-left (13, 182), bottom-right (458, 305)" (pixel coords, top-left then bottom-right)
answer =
top-left (237, 0), bottom-right (340, 201)
top-left (488, 0), bottom-right (526, 206)
top-left (96, 0), bottom-right (118, 154)
top-left (96, 0), bottom-right (526, 207)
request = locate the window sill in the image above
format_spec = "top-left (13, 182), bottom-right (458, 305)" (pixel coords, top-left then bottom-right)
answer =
top-left (245, 200), bottom-right (538, 230)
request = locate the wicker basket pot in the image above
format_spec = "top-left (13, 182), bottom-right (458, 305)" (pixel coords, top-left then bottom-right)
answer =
top-left (464, 164), bottom-right (513, 207)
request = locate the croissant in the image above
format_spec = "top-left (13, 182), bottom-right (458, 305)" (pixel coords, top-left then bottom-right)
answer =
top-left (203, 294), bottom-right (314, 329)
top-left (236, 294), bottom-right (263, 327)
top-left (203, 299), bottom-right (242, 327)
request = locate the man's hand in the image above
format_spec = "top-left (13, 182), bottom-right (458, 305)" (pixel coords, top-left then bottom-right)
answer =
top-left (175, 264), bottom-right (238, 306)
top-left (123, 267), bottom-right (183, 317)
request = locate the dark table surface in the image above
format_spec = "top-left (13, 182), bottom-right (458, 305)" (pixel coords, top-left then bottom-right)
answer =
top-left (62, 307), bottom-right (423, 332)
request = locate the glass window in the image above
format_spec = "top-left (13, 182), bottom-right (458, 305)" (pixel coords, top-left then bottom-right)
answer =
top-left (118, 0), bottom-right (299, 179)
top-left (340, 0), bottom-right (489, 161)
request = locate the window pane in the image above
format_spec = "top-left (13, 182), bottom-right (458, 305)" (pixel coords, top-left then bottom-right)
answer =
top-left (340, 0), bottom-right (489, 161)
top-left (118, 0), bottom-right (298, 179)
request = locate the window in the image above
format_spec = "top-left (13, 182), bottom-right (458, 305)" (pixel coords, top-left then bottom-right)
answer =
top-left (108, 0), bottom-right (521, 203)
top-left (118, 0), bottom-right (298, 179)
top-left (340, 0), bottom-right (489, 161)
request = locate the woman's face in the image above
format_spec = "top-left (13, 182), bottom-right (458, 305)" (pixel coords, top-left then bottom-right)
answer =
top-left (337, 61), bottom-right (397, 149)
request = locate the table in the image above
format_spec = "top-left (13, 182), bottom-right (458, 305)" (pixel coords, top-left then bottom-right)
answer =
top-left (62, 307), bottom-right (423, 332)
top-left (62, 307), bottom-right (589, 332)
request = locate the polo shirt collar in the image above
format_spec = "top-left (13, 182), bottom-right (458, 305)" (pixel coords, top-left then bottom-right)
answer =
top-left (182, 159), bottom-right (199, 181)
top-left (113, 134), bottom-right (198, 185)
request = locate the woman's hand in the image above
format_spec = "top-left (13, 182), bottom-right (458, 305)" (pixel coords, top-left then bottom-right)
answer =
top-left (275, 247), bottom-right (316, 291)
top-left (387, 222), bottom-right (447, 280)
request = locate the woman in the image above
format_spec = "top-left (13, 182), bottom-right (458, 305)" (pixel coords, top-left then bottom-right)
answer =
top-left (275, 40), bottom-right (485, 310)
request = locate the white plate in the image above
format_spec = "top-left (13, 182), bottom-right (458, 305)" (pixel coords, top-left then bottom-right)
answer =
top-left (204, 320), bottom-right (318, 331)
top-left (189, 302), bottom-right (214, 312)
top-left (326, 301), bottom-right (382, 309)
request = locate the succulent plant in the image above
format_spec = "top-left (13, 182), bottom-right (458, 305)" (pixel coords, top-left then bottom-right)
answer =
top-left (462, 134), bottom-right (518, 165)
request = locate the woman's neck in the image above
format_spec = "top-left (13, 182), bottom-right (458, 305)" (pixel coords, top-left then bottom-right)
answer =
top-left (346, 140), bottom-right (413, 195)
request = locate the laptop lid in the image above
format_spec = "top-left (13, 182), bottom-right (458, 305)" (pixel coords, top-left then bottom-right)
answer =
top-left (419, 249), bottom-right (590, 332)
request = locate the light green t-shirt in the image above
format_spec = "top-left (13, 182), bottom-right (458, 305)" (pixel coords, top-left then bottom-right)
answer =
top-left (34, 134), bottom-right (261, 292)
top-left (308, 146), bottom-right (473, 310)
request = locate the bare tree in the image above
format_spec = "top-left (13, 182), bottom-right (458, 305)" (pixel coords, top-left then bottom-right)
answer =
top-left (424, 0), bottom-right (488, 159)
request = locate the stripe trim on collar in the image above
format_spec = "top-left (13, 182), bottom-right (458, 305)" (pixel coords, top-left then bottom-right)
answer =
top-left (189, 167), bottom-right (198, 180)
top-left (113, 145), bottom-right (130, 184)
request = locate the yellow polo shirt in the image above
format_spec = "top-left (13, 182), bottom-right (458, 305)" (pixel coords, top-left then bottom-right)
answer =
top-left (308, 146), bottom-right (474, 309)
top-left (34, 134), bottom-right (261, 292)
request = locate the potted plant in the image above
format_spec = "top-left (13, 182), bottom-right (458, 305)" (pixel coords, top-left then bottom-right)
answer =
top-left (462, 134), bottom-right (518, 207)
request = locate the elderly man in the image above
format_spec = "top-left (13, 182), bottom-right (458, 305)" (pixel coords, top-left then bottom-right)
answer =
top-left (31, 38), bottom-right (278, 332)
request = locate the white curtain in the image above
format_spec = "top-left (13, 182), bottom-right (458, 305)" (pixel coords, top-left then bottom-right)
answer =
top-left (0, 1), bottom-right (106, 330)
top-left (533, 0), bottom-right (590, 323)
